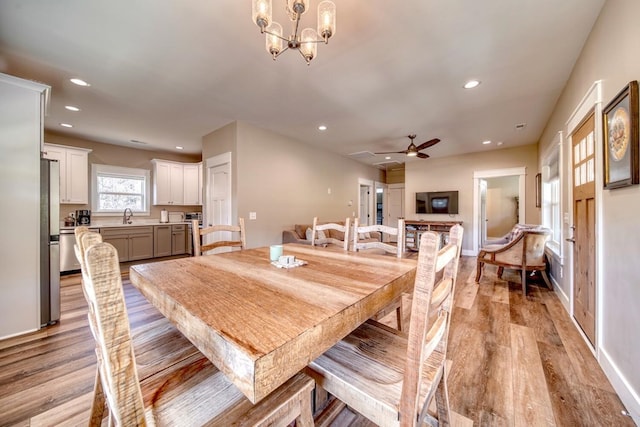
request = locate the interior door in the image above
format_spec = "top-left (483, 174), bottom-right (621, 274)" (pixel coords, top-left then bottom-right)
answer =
top-left (359, 185), bottom-right (370, 225)
top-left (387, 187), bottom-right (404, 243)
top-left (571, 112), bottom-right (596, 345)
top-left (479, 179), bottom-right (487, 246)
top-left (206, 163), bottom-right (231, 253)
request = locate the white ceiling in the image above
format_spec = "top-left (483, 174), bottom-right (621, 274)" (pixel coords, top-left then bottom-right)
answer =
top-left (0, 0), bottom-right (605, 167)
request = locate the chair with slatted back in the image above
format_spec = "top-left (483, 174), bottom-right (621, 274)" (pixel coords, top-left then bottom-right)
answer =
top-left (352, 218), bottom-right (405, 258)
top-left (352, 218), bottom-right (406, 330)
top-left (307, 224), bottom-right (464, 427)
top-left (80, 240), bottom-right (315, 426)
top-left (192, 218), bottom-right (246, 256)
top-left (311, 217), bottom-right (351, 250)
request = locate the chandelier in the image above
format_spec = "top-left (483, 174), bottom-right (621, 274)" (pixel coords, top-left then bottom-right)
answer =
top-left (251, 0), bottom-right (336, 64)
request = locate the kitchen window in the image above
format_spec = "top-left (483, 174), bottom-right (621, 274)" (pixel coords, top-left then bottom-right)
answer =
top-left (91, 164), bottom-right (150, 215)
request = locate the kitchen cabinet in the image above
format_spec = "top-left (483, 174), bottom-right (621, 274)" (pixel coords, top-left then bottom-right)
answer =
top-left (154, 224), bottom-right (187, 257)
top-left (101, 226), bottom-right (154, 262)
top-left (171, 224), bottom-right (187, 255)
top-left (183, 163), bottom-right (202, 205)
top-left (152, 159), bottom-right (202, 206)
top-left (43, 143), bottom-right (91, 204)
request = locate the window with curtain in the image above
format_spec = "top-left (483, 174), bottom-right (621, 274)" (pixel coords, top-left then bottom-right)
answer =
top-left (542, 142), bottom-right (561, 254)
top-left (92, 164), bottom-right (150, 215)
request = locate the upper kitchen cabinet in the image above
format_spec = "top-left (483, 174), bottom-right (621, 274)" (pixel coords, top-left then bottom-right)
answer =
top-left (152, 159), bottom-right (202, 205)
top-left (183, 163), bottom-right (202, 205)
top-left (43, 143), bottom-right (91, 204)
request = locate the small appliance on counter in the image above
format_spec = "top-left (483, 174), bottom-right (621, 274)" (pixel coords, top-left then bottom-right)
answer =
top-left (168, 211), bottom-right (185, 223)
top-left (185, 211), bottom-right (203, 225)
top-left (75, 209), bottom-right (91, 225)
top-left (63, 215), bottom-right (75, 227)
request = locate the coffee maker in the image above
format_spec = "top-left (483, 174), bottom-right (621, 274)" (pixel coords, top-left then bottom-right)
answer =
top-left (75, 209), bottom-right (91, 225)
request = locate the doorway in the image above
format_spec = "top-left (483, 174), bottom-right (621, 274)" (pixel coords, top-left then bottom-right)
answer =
top-left (204, 152), bottom-right (232, 253)
top-left (485, 176), bottom-right (520, 241)
top-left (358, 178), bottom-right (374, 226)
top-left (472, 167), bottom-right (526, 254)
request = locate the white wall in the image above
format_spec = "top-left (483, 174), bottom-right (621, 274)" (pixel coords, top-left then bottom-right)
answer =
top-left (202, 121), bottom-right (383, 248)
top-left (405, 144), bottom-right (539, 253)
top-left (537, 0), bottom-right (640, 420)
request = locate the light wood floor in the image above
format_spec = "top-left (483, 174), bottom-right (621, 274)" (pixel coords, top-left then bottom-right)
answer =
top-left (0, 256), bottom-right (633, 426)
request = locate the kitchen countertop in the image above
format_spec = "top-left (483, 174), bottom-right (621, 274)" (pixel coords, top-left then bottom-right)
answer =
top-left (60, 221), bottom-right (193, 231)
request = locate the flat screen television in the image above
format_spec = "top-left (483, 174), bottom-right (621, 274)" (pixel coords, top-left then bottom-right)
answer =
top-left (415, 191), bottom-right (459, 214)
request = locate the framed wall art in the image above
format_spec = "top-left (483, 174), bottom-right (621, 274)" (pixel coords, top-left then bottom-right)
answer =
top-left (602, 80), bottom-right (639, 189)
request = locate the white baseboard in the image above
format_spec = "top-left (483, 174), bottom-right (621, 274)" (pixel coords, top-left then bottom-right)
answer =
top-left (461, 249), bottom-right (475, 257)
top-left (552, 277), bottom-right (571, 313)
top-left (599, 348), bottom-right (640, 424)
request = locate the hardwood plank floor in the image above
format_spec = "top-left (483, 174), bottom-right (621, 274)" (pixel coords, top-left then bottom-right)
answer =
top-left (0, 256), bottom-right (633, 426)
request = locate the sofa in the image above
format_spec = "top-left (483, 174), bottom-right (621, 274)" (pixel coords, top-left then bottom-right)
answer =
top-left (282, 221), bottom-right (381, 246)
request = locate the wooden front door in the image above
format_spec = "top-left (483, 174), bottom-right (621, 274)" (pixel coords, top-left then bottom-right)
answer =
top-left (571, 112), bottom-right (596, 345)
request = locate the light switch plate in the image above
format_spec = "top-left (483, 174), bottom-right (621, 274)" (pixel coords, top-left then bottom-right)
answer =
top-left (249, 212), bottom-right (257, 220)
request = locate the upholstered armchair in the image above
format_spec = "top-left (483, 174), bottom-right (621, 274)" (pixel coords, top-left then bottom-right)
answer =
top-left (475, 225), bottom-right (552, 295)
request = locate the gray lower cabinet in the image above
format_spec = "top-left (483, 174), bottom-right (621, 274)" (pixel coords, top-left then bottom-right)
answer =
top-left (154, 224), bottom-right (187, 257)
top-left (101, 226), bottom-right (154, 262)
top-left (172, 225), bottom-right (187, 255)
top-left (154, 225), bottom-right (172, 257)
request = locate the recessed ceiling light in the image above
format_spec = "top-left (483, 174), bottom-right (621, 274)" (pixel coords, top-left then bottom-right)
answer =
top-left (482, 140), bottom-right (492, 145)
top-left (176, 146), bottom-right (183, 150)
top-left (464, 80), bottom-right (481, 89)
top-left (65, 105), bottom-right (80, 112)
top-left (70, 78), bottom-right (90, 87)
top-left (385, 156), bottom-right (391, 160)
top-left (60, 123), bottom-right (73, 128)
top-left (318, 125), bottom-right (327, 131)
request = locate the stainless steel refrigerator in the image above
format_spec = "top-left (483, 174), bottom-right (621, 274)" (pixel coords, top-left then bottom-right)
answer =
top-left (40, 158), bottom-right (60, 326)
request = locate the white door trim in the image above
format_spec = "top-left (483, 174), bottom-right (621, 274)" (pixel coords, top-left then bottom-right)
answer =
top-left (358, 178), bottom-right (375, 226)
top-left (471, 167), bottom-right (527, 255)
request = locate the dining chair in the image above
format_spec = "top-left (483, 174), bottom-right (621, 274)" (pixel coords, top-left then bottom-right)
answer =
top-left (192, 217), bottom-right (246, 256)
top-left (79, 239), bottom-right (315, 426)
top-left (311, 217), bottom-right (351, 250)
top-left (352, 218), bottom-right (405, 258)
top-left (352, 218), bottom-right (406, 330)
top-left (307, 224), bottom-right (464, 427)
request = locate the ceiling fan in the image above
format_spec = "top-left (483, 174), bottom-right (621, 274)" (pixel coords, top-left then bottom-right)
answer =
top-left (375, 134), bottom-right (440, 159)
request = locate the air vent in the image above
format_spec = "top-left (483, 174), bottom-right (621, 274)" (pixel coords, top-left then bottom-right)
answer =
top-left (130, 139), bottom-right (148, 145)
top-left (348, 151), bottom-right (375, 159)
top-left (515, 123), bottom-right (527, 131)
top-left (373, 160), bottom-right (401, 166)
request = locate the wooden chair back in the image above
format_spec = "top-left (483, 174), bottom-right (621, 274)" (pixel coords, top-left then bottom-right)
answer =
top-left (192, 217), bottom-right (246, 256)
top-left (82, 242), bottom-right (146, 425)
top-left (352, 218), bottom-right (405, 258)
top-left (400, 224), bottom-right (463, 423)
top-left (311, 217), bottom-right (351, 250)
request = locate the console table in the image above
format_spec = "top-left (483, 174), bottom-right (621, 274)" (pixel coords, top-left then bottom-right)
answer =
top-left (404, 220), bottom-right (463, 251)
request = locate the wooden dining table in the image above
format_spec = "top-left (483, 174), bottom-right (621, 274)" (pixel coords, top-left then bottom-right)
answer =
top-left (128, 243), bottom-right (417, 404)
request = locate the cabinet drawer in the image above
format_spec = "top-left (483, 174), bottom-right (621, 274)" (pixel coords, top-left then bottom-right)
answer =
top-left (171, 224), bottom-right (186, 231)
top-left (101, 226), bottom-right (153, 236)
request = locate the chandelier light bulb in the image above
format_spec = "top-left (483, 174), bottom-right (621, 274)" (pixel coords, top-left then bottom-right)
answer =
top-left (266, 22), bottom-right (283, 58)
top-left (317, 1), bottom-right (336, 41)
top-left (252, 0), bottom-right (272, 31)
top-left (300, 28), bottom-right (318, 64)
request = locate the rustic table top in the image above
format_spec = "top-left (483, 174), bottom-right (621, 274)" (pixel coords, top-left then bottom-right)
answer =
top-left (129, 243), bottom-right (417, 403)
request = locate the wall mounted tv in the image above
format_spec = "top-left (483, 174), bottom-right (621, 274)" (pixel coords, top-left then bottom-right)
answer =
top-left (415, 191), bottom-right (459, 214)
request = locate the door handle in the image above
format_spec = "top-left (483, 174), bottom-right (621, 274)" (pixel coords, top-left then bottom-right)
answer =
top-left (566, 238), bottom-right (575, 243)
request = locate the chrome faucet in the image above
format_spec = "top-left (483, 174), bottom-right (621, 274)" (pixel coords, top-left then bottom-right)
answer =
top-left (123, 208), bottom-right (133, 224)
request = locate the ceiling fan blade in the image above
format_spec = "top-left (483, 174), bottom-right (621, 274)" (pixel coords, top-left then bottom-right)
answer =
top-left (415, 138), bottom-right (440, 151)
top-left (416, 152), bottom-right (430, 159)
top-left (374, 150), bottom-right (407, 155)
